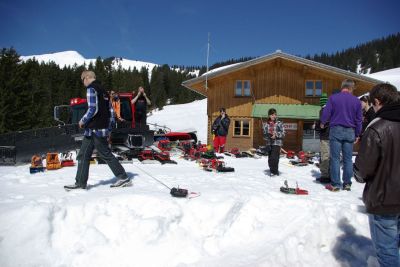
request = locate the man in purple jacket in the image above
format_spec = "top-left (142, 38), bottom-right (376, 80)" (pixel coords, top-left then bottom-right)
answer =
top-left (320, 79), bottom-right (362, 192)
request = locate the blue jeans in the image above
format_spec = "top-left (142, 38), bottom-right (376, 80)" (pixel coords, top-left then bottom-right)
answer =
top-left (329, 126), bottom-right (355, 187)
top-left (368, 214), bottom-right (400, 267)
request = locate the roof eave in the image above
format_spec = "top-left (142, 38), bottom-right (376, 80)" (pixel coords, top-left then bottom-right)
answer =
top-left (182, 51), bottom-right (384, 87)
top-left (181, 83), bottom-right (207, 97)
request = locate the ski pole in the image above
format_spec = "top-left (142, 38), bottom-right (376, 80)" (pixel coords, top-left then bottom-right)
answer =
top-left (133, 163), bottom-right (171, 190)
top-left (133, 163), bottom-right (192, 198)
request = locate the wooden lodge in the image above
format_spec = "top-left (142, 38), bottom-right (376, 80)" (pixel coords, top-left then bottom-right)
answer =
top-left (182, 51), bottom-right (383, 152)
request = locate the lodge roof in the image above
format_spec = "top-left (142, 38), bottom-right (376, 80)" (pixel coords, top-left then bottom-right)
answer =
top-left (182, 51), bottom-right (383, 91)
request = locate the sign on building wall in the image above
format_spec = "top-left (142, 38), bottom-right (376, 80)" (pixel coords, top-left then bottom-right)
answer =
top-left (283, 123), bottom-right (298, 131)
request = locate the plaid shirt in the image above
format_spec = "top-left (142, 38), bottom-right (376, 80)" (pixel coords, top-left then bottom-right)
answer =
top-left (80, 87), bottom-right (115, 137)
top-left (262, 119), bottom-right (286, 146)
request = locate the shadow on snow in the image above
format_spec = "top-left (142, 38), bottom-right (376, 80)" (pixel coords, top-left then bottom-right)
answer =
top-left (332, 217), bottom-right (377, 267)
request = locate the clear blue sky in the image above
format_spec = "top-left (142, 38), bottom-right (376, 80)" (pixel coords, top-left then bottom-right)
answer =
top-left (1, 0), bottom-right (399, 66)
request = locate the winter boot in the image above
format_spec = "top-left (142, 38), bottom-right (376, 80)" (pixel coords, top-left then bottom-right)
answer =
top-left (64, 183), bottom-right (86, 191)
top-left (343, 184), bottom-right (351, 191)
top-left (325, 184), bottom-right (340, 192)
top-left (110, 177), bottom-right (131, 188)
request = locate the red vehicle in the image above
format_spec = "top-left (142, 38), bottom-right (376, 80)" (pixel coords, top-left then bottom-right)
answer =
top-left (157, 140), bottom-right (172, 151)
top-left (0, 92), bottom-right (197, 164)
top-left (55, 92), bottom-right (197, 159)
top-left (65, 92), bottom-right (138, 128)
top-left (138, 149), bottom-right (177, 164)
top-left (201, 158), bottom-right (235, 172)
top-left (54, 92), bottom-right (156, 159)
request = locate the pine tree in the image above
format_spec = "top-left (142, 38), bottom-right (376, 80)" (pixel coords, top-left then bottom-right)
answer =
top-left (0, 48), bottom-right (23, 133)
top-left (5, 60), bottom-right (29, 131)
top-left (94, 57), bottom-right (109, 89)
top-left (381, 49), bottom-right (394, 70)
top-left (140, 66), bottom-right (151, 96)
top-left (150, 67), bottom-right (166, 109)
top-left (309, 32), bottom-right (400, 73)
top-left (102, 57), bottom-right (114, 90)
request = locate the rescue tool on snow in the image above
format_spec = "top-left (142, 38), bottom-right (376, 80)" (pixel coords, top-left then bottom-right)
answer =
top-left (133, 163), bottom-right (200, 198)
top-left (170, 187), bottom-right (188, 197)
top-left (280, 180), bottom-right (309, 195)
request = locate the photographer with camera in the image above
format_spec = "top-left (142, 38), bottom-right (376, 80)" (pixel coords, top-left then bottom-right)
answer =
top-left (131, 86), bottom-right (151, 129)
top-left (212, 108), bottom-right (230, 153)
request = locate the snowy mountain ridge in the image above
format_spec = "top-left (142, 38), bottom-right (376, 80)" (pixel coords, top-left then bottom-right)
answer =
top-left (20, 50), bottom-right (159, 72)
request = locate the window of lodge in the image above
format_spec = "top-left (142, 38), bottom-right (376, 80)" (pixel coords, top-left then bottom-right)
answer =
top-left (235, 80), bottom-right (251, 97)
top-left (233, 120), bottom-right (250, 136)
top-left (305, 80), bottom-right (323, 97)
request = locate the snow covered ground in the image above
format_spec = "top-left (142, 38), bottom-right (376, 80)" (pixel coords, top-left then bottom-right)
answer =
top-left (365, 66), bottom-right (400, 90)
top-left (0, 99), bottom-right (381, 267)
top-left (147, 99), bottom-right (208, 144)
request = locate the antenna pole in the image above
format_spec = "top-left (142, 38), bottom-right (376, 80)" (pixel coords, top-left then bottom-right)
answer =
top-left (206, 32), bottom-right (210, 90)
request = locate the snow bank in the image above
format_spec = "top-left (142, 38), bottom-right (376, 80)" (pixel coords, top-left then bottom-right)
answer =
top-left (0, 98), bottom-right (380, 267)
top-left (365, 67), bottom-right (400, 90)
top-left (0, 156), bottom-right (378, 267)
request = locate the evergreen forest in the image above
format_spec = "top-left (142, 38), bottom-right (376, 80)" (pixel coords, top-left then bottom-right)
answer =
top-left (0, 49), bottom-right (203, 134)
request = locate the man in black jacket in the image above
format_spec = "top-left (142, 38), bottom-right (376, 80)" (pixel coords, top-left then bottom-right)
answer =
top-left (64, 71), bottom-right (130, 190)
top-left (354, 83), bottom-right (400, 267)
top-left (212, 108), bottom-right (230, 153)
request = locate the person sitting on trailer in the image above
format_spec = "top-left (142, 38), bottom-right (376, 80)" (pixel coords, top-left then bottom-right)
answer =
top-left (110, 90), bottom-right (125, 128)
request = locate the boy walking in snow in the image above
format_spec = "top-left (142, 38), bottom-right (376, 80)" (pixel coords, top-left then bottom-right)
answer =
top-left (64, 71), bottom-right (130, 190)
top-left (354, 83), bottom-right (400, 267)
